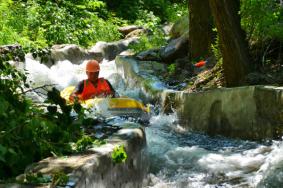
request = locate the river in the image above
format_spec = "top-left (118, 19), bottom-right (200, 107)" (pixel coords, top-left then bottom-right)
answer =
top-left (24, 57), bottom-right (283, 188)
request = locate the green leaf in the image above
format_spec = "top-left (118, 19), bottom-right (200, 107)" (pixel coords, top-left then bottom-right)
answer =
top-left (111, 145), bottom-right (127, 164)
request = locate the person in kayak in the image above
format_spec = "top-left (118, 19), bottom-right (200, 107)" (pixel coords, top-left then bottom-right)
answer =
top-left (70, 60), bottom-right (117, 101)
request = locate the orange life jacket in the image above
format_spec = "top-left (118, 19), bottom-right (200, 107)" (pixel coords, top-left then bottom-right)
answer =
top-left (78, 78), bottom-right (112, 100)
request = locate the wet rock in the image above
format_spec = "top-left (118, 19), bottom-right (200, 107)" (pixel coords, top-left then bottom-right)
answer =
top-left (175, 57), bottom-right (194, 73)
top-left (51, 44), bottom-right (103, 65)
top-left (160, 32), bottom-right (189, 63)
top-left (161, 23), bottom-right (173, 36)
top-left (115, 56), bottom-right (168, 103)
top-left (89, 38), bottom-right (138, 61)
top-left (136, 49), bottom-right (161, 61)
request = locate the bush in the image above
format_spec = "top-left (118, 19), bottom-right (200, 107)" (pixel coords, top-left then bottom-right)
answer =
top-left (241, 0), bottom-right (283, 42)
top-left (0, 54), bottom-right (103, 179)
top-left (0, 0), bottom-right (122, 49)
top-left (111, 145), bottom-right (127, 164)
top-left (128, 30), bottom-right (167, 53)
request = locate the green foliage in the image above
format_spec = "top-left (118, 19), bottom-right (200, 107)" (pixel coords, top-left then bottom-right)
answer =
top-left (211, 28), bottom-right (222, 62)
top-left (128, 29), bottom-right (167, 53)
top-left (168, 63), bottom-right (176, 75)
top-left (0, 0), bottom-right (121, 49)
top-left (103, 0), bottom-right (141, 21)
top-left (0, 0), bottom-right (187, 51)
top-left (0, 55), bottom-right (105, 179)
top-left (111, 145), bottom-right (127, 164)
top-left (51, 171), bottom-right (69, 186)
top-left (75, 135), bottom-right (95, 152)
top-left (103, 0), bottom-right (187, 23)
top-left (135, 10), bottom-right (162, 30)
top-left (128, 9), bottom-right (168, 53)
top-left (163, 0), bottom-right (188, 22)
top-left (241, 0), bottom-right (283, 42)
top-left (25, 172), bottom-right (51, 185)
top-left (0, 1), bottom-right (26, 45)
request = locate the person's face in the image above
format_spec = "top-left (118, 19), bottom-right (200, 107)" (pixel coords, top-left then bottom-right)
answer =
top-left (86, 71), bottom-right (99, 82)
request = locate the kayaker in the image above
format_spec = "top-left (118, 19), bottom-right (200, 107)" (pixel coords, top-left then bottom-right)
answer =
top-left (70, 60), bottom-right (117, 101)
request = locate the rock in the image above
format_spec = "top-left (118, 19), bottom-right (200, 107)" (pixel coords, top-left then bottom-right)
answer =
top-left (159, 32), bottom-right (189, 63)
top-left (169, 15), bottom-right (189, 39)
top-left (118, 25), bottom-right (143, 36)
top-left (161, 23), bottom-right (173, 36)
top-left (0, 44), bottom-right (25, 62)
top-left (13, 127), bottom-right (147, 188)
top-left (136, 49), bottom-right (161, 61)
top-left (119, 49), bottom-right (136, 56)
top-left (125, 28), bottom-right (150, 39)
top-left (89, 38), bottom-right (138, 61)
top-left (175, 57), bottom-right (194, 73)
top-left (115, 56), bottom-right (168, 103)
top-left (51, 44), bottom-right (103, 65)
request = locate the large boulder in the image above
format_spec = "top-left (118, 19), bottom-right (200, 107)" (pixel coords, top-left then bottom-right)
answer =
top-left (159, 31), bottom-right (189, 63)
top-left (161, 23), bottom-right (173, 36)
top-left (89, 38), bottom-right (138, 61)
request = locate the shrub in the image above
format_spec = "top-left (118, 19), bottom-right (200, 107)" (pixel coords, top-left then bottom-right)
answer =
top-left (0, 54), bottom-right (102, 179)
top-left (111, 145), bottom-right (127, 164)
top-left (241, 0), bottom-right (283, 42)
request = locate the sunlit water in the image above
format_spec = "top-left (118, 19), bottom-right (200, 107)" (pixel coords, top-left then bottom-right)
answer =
top-left (144, 113), bottom-right (283, 188)
top-left (23, 57), bottom-right (283, 188)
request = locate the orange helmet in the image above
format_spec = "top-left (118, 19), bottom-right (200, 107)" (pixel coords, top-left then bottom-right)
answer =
top-left (86, 60), bottom-right (100, 72)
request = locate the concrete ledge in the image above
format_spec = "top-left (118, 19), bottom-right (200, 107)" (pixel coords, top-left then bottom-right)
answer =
top-left (162, 86), bottom-right (283, 140)
top-left (6, 126), bottom-right (147, 188)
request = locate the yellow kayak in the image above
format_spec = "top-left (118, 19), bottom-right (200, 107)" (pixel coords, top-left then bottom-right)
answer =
top-left (60, 86), bottom-right (150, 118)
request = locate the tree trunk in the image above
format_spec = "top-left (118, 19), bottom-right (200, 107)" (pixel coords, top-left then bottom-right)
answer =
top-left (209, 0), bottom-right (251, 86)
top-left (188, 0), bottom-right (213, 60)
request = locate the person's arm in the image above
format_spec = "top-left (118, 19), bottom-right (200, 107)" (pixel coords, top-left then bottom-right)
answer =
top-left (69, 81), bottom-right (84, 101)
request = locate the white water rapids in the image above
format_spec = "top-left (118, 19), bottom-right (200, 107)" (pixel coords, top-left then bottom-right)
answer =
top-left (23, 56), bottom-right (283, 188)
